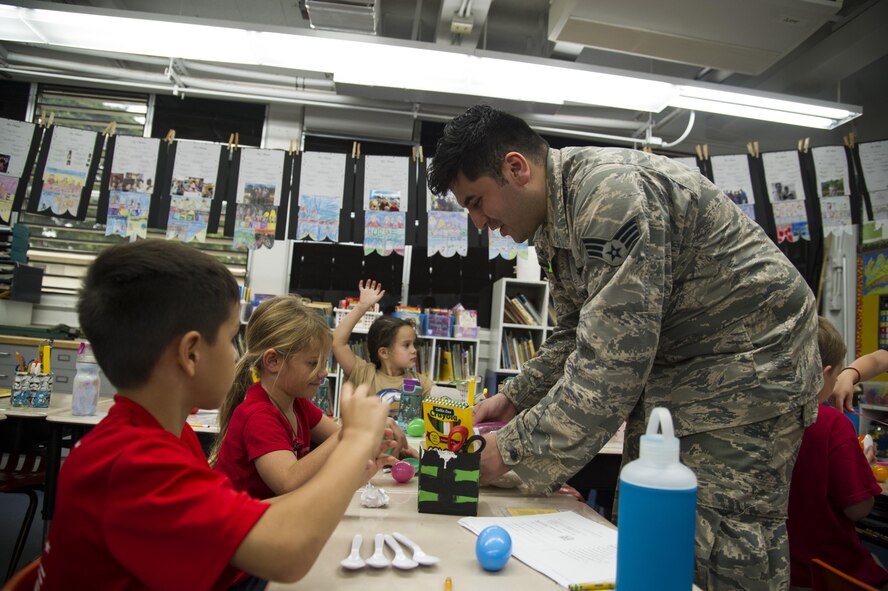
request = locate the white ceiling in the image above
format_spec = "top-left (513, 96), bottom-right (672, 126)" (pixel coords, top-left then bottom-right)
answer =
top-left (1, 0), bottom-right (886, 154)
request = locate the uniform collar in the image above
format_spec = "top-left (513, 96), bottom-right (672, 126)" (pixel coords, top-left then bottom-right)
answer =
top-left (533, 147), bottom-right (572, 250)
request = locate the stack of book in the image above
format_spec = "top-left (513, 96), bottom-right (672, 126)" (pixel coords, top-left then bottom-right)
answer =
top-left (503, 293), bottom-right (543, 326)
top-left (500, 333), bottom-right (538, 370)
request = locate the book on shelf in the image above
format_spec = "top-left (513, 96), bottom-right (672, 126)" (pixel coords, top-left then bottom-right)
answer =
top-left (516, 293), bottom-right (543, 325)
top-left (509, 297), bottom-right (535, 325)
top-left (438, 349), bottom-right (455, 382)
top-left (503, 298), bottom-right (526, 324)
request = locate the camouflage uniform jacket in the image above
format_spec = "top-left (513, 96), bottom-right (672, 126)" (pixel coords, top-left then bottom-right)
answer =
top-left (496, 147), bottom-right (822, 493)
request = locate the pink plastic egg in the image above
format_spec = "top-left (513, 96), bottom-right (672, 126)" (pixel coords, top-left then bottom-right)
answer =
top-left (391, 460), bottom-right (415, 483)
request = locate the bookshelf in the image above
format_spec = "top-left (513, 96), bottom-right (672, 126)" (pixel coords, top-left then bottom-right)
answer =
top-left (326, 328), bottom-right (480, 416)
top-left (488, 278), bottom-right (550, 390)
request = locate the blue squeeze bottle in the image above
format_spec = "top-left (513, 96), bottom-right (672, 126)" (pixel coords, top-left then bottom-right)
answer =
top-left (616, 407), bottom-right (697, 590)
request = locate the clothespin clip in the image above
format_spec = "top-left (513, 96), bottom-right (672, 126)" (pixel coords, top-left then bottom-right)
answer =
top-left (227, 133), bottom-right (235, 152)
top-left (411, 146), bottom-right (416, 162)
top-left (288, 139), bottom-right (294, 156)
top-left (746, 142), bottom-right (755, 157)
top-left (804, 138), bottom-right (810, 153)
top-left (103, 121), bottom-right (117, 137)
top-left (702, 144), bottom-right (709, 160)
top-left (418, 145), bottom-right (424, 163)
top-left (356, 142), bottom-right (361, 160)
top-left (351, 141), bottom-right (357, 159)
top-left (843, 133), bottom-right (855, 149)
top-left (164, 129), bottom-right (176, 144)
top-left (695, 145), bottom-right (703, 160)
top-left (46, 112), bottom-right (55, 128)
top-left (753, 141), bottom-right (760, 158)
top-left (234, 132), bottom-right (239, 151)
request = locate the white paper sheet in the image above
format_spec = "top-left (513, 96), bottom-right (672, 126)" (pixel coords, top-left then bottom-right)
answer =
top-left (458, 510), bottom-right (617, 588)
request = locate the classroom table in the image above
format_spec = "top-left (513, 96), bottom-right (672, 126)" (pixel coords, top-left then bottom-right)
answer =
top-left (268, 476), bottom-right (602, 590)
top-left (268, 468), bottom-right (702, 591)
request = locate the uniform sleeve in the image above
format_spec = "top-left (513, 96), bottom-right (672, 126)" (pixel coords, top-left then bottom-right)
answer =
top-left (827, 416), bottom-right (881, 508)
top-left (496, 166), bottom-right (665, 492)
top-left (242, 406), bottom-right (296, 461)
top-left (104, 438), bottom-right (270, 591)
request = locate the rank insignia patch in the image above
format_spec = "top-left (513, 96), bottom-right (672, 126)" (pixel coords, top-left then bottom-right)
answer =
top-left (582, 217), bottom-right (640, 266)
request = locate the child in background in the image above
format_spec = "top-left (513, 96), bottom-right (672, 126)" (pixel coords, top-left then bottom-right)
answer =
top-left (787, 317), bottom-right (888, 590)
top-left (831, 348), bottom-right (888, 411)
top-left (333, 280), bottom-right (434, 407)
top-left (211, 295), bottom-right (400, 499)
top-left (38, 240), bottom-right (389, 590)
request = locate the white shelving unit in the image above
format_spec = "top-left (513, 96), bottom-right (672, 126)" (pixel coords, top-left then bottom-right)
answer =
top-left (489, 278), bottom-right (550, 381)
top-left (326, 329), bottom-right (480, 417)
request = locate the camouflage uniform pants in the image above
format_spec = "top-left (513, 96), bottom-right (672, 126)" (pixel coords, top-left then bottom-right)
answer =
top-left (619, 401), bottom-right (810, 591)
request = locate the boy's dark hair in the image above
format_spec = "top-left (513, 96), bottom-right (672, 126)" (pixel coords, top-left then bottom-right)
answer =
top-left (817, 316), bottom-right (846, 370)
top-left (78, 240), bottom-right (240, 389)
top-left (427, 104), bottom-right (549, 196)
top-left (367, 316), bottom-right (416, 369)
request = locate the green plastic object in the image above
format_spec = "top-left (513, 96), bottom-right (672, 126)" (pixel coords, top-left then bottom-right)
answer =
top-left (407, 417), bottom-right (425, 437)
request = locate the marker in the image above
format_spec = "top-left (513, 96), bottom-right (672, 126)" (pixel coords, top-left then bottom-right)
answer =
top-left (568, 583), bottom-right (615, 590)
top-left (444, 576), bottom-right (452, 591)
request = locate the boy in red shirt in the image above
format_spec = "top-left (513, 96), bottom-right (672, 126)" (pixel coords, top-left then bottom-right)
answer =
top-left (36, 240), bottom-right (390, 591)
top-left (787, 317), bottom-right (888, 589)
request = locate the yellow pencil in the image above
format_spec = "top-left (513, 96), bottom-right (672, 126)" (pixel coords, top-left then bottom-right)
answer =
top-left (444, 576), bottom-right (452, 591)
top-left (568, 583), bottom-right (615, 591)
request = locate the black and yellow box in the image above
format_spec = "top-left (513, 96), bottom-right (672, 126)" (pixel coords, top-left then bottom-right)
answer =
top-left (418, 445), bottom-right (483, 516)
top-left (423, 396), bottom-right (472, 452)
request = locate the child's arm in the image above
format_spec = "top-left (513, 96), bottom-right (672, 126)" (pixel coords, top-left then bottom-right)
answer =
top-left (256, 415), bottom-right (394, 495)
top-left (843, 496), bottom-right (875, 521)
top-left (833, 349), bottom-right (888, 410)
top-left (231, 383), bottom-right (389, 583)
top-left (332, 280), bottom-right (385, 378)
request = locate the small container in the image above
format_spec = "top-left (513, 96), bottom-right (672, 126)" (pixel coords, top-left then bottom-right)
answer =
top-left (398, 377), bottom-right (423, 428)
top-left (72, 342), bottom-right (101, 416)
top-left (616, 407), bottom-right (697, 591)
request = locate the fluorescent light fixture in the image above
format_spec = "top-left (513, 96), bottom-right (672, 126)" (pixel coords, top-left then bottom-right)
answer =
top-left (671, 84), bottom-right (861, 130)
top-left (0, 3), bottom-right (862, 129)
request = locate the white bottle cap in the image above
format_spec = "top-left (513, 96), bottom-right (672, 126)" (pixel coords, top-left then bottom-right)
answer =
top-left (639, 407), bottom-right (680, 465)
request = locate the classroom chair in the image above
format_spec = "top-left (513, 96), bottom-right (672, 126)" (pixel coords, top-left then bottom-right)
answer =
top-left (0, 453), bottom-right (46, 582)
top-left (810, 558), bottom-right (880, 591)
top-left (0, 558), bottom-right (39, 591)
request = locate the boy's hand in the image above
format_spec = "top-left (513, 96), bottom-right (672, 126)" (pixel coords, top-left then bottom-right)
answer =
top-left (358, 279), bottom-right (385, 309)
top-left (339, 383), bottom-right (388, 446)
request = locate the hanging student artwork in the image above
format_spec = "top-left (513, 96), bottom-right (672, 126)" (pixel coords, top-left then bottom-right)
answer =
top-left (364, 208), bottom-right (406, 256)
top-left (813, 145), bottom-right (853, 237)
top-left (36, 126), bottom-right (100, 218)
top-left (860, 140), bottom-right (888, 235)
top-left (426, 161), bottom-right (468, 257)
top-left (711, 154), bottom-right (757, 221)
top-left (232, 147), bottom-right (284, 251)
top-left (166, 140), bottom-right (219, 243)
top-left (0, 117), bottom-right (40, 224)
top-left (296, 152), bottom-right (347, 242)
top-left (488, 228), bottom-right (528, 260)
top-left (105, 136), bottom-right (159, 239)
top-left (763, 150), bottom-right (810, 243)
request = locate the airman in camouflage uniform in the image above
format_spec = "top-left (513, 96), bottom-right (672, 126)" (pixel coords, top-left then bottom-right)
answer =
top-left (428, 105), bottom-right (822, 590)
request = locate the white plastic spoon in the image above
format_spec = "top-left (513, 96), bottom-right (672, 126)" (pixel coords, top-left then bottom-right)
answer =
top-left (384, 534), bottom-right (419, 570)
top-left (366, 533), bottom-right (390, 568)
top-left (340, 534), bottom-right (365, 570)
top-left (393, 532), bottom-right (440, 566)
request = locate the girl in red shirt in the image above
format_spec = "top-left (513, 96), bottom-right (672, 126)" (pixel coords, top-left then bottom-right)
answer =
top-left (212, 296), bottom-right (398, 499)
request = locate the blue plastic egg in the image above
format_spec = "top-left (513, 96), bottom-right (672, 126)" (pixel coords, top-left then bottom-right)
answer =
top-left (475, 525), bottom-right (512, 571)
